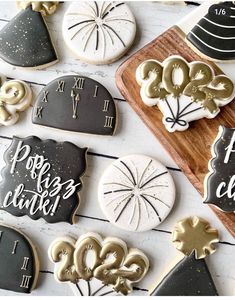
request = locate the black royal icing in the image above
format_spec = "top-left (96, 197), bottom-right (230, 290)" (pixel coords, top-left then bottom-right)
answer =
top-left (0, 136), bottom-right (87, 224)
top-left (32, 75), bottom-right (117, 136)
top-left (0, 224), bottom-right (38, 294)
top-left (0, 7), bottom-right (57, 68)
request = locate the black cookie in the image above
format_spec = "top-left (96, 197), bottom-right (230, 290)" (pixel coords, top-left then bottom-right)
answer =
top-left (32, 75), bottom-right (117, 136)
top-left (0, 224), bottom-right (39, 294)
top-left (0, 136), bottom-right (87, 224)
top-left (150, 252), bottom-right (218, 296)
top-left (204, 126), bottom-right (235, 212)
top-left (0, 7), bottom-right (58, 68)
top-left (187, 2), bottom-right (235, 61)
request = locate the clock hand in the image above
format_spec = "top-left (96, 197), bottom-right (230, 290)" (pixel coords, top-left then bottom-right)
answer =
top-left (72, 91), bottom-right (80, 119)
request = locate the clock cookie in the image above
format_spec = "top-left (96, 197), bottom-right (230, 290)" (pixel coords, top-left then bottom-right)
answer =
top-left (62, 1), bottom-right (136, 65)
top-left (0, 224), bottom-right (39, 294)
top-left (136, 55), bottom-right (235, 132)
top-left (0, 136), bottom-right (87, 224)
top-left (149, 217), bottom-right (219, 296)
top-left (204, 126), bottom-right (235, 212)
top-left (0, 1), bottom-right (58, 68)
top-left (98, 154), bottom-right (175, 232)
top-left (187, 2), bottom-right (235, 62)
top-left (32, 75), bottom-right (117, 136)
top-left (49, 232), bottom-right (149, 295)
top-left (0, 75), bottom-right (32, 126)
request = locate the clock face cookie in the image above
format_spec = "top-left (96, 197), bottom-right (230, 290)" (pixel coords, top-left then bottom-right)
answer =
top-left (0, 224), bottom-right (39, 294)
top-left (204, 126), bottom-right (235, 212)
top-left (49, 232), bottom-right (149, 295)
top-left (187, 2), bottom-right (235, 62)
top-left (0, 4), bottom-right (58, 68)
top-left (0, 76), bottom-right (32, 126)
top-left (32, 75), bottom-right (117, 136)
top-left (0, 136), bottom-right (87, 224)
top-left (98, 154), bottom-right (175, 232)
top-left (136, 55), bottom-right (235, 132)
top-left (62, 1), bottom-right (136, 65)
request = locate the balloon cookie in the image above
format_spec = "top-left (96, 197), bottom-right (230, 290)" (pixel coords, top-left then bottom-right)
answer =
top-left (0, 75), bottom-right (32, 126)
top-left (0, 224), bottom-right (39, 294)
top-left (98, 154), bottom-right (175, 232)
top-left (49, 232), bottom-right (149, 296)
top-left (32, 75), bottom-right (117, 136)
top-left (0, 136), bottom-right (87, 224)
top-left (62, 1), bottom-right (136, 65)
top-left (149, 217), bottom-right (219, 296)
top-left (0, 1), bottom-right (58, 68)
top-left (187, 2), bottom-right (235, 62)
top-left (136, 55), bottom-right (235, 132)
top-left (204, 126), bottom-right (235, 212)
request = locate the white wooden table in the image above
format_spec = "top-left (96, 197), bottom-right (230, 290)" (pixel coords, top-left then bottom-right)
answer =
top-left (0, 1), bottom-right (234, 296)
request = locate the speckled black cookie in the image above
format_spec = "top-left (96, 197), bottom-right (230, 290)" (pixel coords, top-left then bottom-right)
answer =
top-left (150, 252), bottom-right (218, 296)
top-left (0, 136), bottom-right (87, 224)
top-left (204, 126), bottom-right (235, 212)
top-left (32, 75), bottom-right (117, 135)
top-left (0, 224), bottom-right (39, 294)
top-left (0, 7), bottom-right (58, 68)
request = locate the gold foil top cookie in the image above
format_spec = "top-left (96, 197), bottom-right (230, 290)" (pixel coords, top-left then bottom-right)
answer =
top-left (172, 216), bottom-right (219, 259)
top-left (17, 1), bottom-right (59, 16)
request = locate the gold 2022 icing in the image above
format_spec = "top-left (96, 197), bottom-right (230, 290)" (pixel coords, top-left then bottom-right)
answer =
top-left (62, 1), bottom-right (136, 65)
top-left (0, 136), bottom-right (87, 224)
top-left (204, 126), bottom-right (235, 212)
top-left (49, 232), bottom-right (149, 296)
top-left (33, 75), bottom-right (117, 136)
top-left (98, 154), bottom-right (175, 232)
top-left (136, 55), bottom-right (235, 132)
top-left (0, 1), bottom-right (58, 68)
top-left (149, 217), bottom-right (219, 296)
top-left (0, 224), bottom-right (39, 294)
top-left (187, 2), bottom-right (235, 61)
top-left (0, 75), bottom-right (32, 126)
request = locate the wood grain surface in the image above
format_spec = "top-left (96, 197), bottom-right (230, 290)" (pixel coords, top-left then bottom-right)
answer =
top-left (116, 26), bottom-right (235, 237)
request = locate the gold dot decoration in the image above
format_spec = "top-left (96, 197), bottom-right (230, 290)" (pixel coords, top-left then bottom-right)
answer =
top-left (172, 216), bottom-right (219, 259)
top-left (17, 1), bottom-right (59, 16)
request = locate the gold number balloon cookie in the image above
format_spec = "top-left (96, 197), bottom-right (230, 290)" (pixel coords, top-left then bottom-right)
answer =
top-left (49, 232), bottom-right (149, 296)
top-left (0, 75), bottom-right (32, 126)
top-left (136, 55), bottom-right (235, 132)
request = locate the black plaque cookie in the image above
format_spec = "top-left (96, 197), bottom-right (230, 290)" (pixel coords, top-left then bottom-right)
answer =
top-left (149, 217), bottom-right (219, 296)
top-left (32, 75), bottom-right (117, 136)
top-left (0, 136), bottom-right (87, 224)
top-left (204, 126), bottom-right (235, 212)
top-left (0, 2), bottom-right (58, 68)
top-left (187, 2), bottom-right (235, 61)
top-left (0, 224), bottom-right (39, 294)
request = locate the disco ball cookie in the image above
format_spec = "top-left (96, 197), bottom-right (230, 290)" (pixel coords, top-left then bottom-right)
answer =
top-left (98, 154), bottom-right (175, 232)
top-left (62, 1), bottom-right (136, 65)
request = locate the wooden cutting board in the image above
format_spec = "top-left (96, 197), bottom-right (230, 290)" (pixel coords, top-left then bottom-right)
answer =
top-left (116, 17), bottom-right (235, 236)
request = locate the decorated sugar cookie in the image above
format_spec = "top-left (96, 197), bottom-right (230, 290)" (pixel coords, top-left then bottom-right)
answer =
top-left (187, 2), bottom-right (235, 62)
top-left (0, 136), bottom-right (87, 224)
top-left (0, 1), bottom-right (58, 68)
top-left (49, 232), bottom-right (149, 296)
top-left (0, 75), bottom-right (32, 126)
top-left (98, 154), bottom-right (175, 232)
top-left (0, 224), bottom-right (39, 294)
top-left (136, 55), bottom-right (235, 132)
top-left (149, 217), bottom-right (219, 296)
top-left (204, 126), bottom-right (235, 212)
top-left (62, 1), bottom-right (136, 65)
top-left (32, 75), bottom-right (117, 136)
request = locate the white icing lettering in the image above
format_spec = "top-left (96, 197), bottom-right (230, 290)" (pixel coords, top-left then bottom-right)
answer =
top-left (224, 131), bottom-right (235, 164)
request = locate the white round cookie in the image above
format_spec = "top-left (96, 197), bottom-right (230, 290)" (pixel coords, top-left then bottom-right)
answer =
top-left (62, 1), bottom-right (136, 65)
top-left (98, 154), bottom-right (175, 232)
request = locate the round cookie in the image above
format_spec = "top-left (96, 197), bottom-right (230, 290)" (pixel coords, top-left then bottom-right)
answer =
top-left (62, 1), bottom-right (136, 65)
top-left (98, 154), bottom-right (175, 232)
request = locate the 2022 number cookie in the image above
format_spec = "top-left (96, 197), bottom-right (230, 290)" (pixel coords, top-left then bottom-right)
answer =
top-left (136, 55), bottom-right (235, 132)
